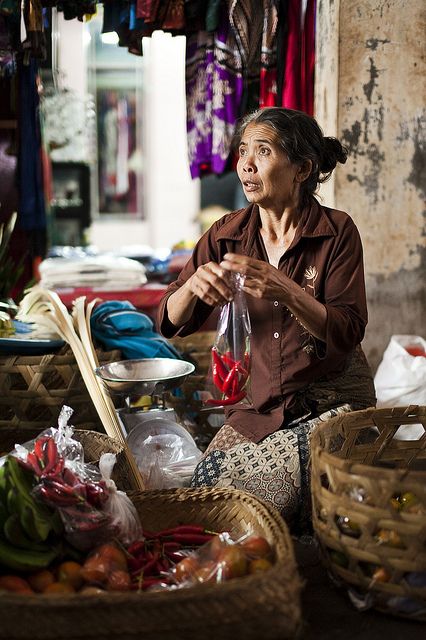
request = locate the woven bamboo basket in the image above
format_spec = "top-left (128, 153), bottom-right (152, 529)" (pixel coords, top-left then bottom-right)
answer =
top-left (0, 487), bottom-right (302, 640)
top-left (0, 427), bottom-right (140, 491)
top-left (310, 405), bottom-right (426, 620)
top-left (167, 332), bottom-right (225, 449)
top-left (0, 347), bottom-right (121, 431)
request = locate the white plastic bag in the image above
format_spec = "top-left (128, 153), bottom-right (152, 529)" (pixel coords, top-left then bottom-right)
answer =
top-left (374, 335), bottom-right (426, 439)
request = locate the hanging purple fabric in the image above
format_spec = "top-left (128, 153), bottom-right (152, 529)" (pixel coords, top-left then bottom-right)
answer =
top-left (186, 5), bottom-right (243, 178)
top-left (17, 58), bottom-right (46, 232)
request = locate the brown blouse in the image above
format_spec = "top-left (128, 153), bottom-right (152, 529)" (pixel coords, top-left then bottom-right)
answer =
top-left (157, 198), bottom-right (369, 441)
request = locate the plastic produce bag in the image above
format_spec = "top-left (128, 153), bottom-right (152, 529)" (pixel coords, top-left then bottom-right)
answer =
top-left (127, 417), bottom-right (203, 489)
top-left (12, 406), bottom-right (141, 551)
top-left (99, 453), bottom-right (142, 544)
top-left (374, 335), bottom-right (426, 439)
top-left (164, 531), bottom-right (274, 588)
top-left (205, 273), bottom-right (251, 407)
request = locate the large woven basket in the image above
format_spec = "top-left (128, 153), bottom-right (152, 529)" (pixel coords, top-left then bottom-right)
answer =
top-left (0, 347), bottom-right (121, 431)
top-left (310, 405), bottom-right (426, 620)
top-left (167, 332), bottom-right (225, 449)
top-left (0, 487), bottom-right (302, 640)
top-left (0, 427), bottom-right (140, 491)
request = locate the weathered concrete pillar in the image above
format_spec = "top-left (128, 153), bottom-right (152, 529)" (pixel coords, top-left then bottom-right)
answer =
top-left (315, 0), bottom-right (426, 371)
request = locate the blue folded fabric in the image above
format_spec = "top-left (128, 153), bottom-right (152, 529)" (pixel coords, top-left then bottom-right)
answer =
top-left (90, 301), bottom-right (182, 360)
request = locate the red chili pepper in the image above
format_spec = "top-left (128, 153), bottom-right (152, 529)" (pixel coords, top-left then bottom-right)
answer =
top-left (26, 451), bottom-right (43, 476)
top-left (206, 390), bottom-right (247, 406)
top-left (211, 348), bottom-right (229, 381)
top-left (222, 364), bottom-right (239, 396)
top-left (212, 363), bottom-right (225, 392)
top-left (162, 532), bottom-right (214, 545)
top-left (41, 438), bottom-right (61, 477)
top-left (128, 540), bottom-right (146, 556)
top-left (157, 525), bottom-right (206, 538)
top-left (221, 351), bottom-right (236, 368)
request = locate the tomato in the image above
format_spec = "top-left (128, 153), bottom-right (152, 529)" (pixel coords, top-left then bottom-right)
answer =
top-left (207, 535), bottom-right (228, 561)
top-left (81, 556), bottom-right (110, 585)
top-left (27, 569), bottom-right (55, 593)
top-left (0, 575), bottom-right (34, 594)
top-left (57, 561), bottom-right (84, 590)
top-left (107, 570), bottom-right (131, 592)
top-left (174, 556), bottom-right (199, 583)
top-left (216, 545), bottom-right (248, 580)
top-left (96, 543), bottom-right (128, 571)
top-left (239, 535), bottom-right (273, 559)
top-left (248, 558), bottom-right (273, 574)
top-left (43, 581), bottom-right (75, 595)
top-left (193, 560), bottom-right (218, 584)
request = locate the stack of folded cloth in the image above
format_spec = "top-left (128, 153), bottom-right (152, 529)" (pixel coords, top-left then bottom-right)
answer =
top-left (39, 255), bottom-right (147, 290)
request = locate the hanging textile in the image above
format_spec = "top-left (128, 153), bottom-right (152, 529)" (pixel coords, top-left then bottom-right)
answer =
top-left (0, 1), bottom-right (316, 180)
top-left (17, 56), bottom-right (47, 247)
top-left (185, 4), bottom-right (243, 178)
top-left (280, 0), bottom-right (315, 115)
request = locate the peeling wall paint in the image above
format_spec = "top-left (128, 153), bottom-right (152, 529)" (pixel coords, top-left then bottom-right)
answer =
top-left (316, 0), bottom-right (426, 371)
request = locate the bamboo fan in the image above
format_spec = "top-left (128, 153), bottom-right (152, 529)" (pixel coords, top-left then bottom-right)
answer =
top-left (17, 286), bottom-right (144, 490)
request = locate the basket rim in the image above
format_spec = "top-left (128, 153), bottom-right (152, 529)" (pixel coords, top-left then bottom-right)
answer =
top-left (310, 405), bottom-right (426, 481)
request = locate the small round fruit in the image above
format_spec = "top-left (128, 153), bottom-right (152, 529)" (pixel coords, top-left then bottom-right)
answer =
top-left (96, 544), bottom-right (127, 571)
top-left (107, 570), bottom-right (131, 592)
top-left (174, 556), bottom-right (199, 583)
top-left (57, 561), bottom-right (84, 590)
top-left (249, 558), bottom-right (273, 574)
top-left (27, 569), bottom-right (55, 593)
top-left (216, 545), bottom-right (248, 580)
top-left (43, 581), bottom-right (75, 595)
top-left (81, 556), bottom-right (110, 585)
top-left (239, 535), bottom-right (273, 559)
top-left (0, 575), bottom-right (34, 594)
top-left (193, 560), bottom-right (218, 584)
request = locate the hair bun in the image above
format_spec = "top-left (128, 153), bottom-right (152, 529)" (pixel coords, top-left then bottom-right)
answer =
top-left (320, 137), bottom-right (348, 173)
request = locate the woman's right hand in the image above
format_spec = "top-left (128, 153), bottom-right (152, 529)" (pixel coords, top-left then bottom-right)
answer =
top-left (187, 262), bottom-right (233, 307)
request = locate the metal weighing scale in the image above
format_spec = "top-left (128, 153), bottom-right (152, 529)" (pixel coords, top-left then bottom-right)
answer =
top-left (95, 357), bottom-right (195, 437)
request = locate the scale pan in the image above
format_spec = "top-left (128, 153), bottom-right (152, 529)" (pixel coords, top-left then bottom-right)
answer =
top-left (95, 358), bottom-right (195, 397)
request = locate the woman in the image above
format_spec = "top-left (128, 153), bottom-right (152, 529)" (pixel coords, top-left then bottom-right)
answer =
top-left (157, 107), bottom-right (376, 531)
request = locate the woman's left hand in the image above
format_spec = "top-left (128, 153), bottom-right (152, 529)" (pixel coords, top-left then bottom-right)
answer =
top-left (220, 253), bottom-right (287, 302)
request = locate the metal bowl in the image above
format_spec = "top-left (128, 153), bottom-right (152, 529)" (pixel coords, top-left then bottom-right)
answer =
top-left (95, 358), bottom-right (195, 398)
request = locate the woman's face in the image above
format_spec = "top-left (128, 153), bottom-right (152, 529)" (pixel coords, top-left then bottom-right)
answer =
top-left (236, 123), bottom-right (302, 211)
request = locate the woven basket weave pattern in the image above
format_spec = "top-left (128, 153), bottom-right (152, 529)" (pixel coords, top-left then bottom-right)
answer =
top-left (310, 405), bottom-right (426, 619)
top-left (0, 348), bottom-right (121, 431)
top-left (0, 487), bottom-right (302, 640)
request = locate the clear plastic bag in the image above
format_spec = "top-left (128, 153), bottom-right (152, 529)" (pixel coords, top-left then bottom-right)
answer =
top-left (12, 406), bottom-right (141, 551)
top-left (132, 431), bottom-right (203, 489)
top-left (165, 531), bottom-right (274, 588)
top-left (205, 273), bottom-right (251, 407)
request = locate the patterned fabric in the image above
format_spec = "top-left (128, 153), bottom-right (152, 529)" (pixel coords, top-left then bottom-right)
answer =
top-left (191, 405), bottom-right (353, 533)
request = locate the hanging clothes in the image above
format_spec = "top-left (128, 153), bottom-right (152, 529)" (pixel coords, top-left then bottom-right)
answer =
top-left (259, 1), bottom-right (279, 107)
top-left (280, 0), bottom-right (316, 115)
top-left (17, 57), bottom-right (46, 233)
top-left (185, 4), bottom-right (243, 178)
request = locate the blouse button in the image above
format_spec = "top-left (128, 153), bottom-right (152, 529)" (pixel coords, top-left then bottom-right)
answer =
top-left (273, 301), bottom-right (279, 306)
top-left (273, 332), bottom-right (280, 339)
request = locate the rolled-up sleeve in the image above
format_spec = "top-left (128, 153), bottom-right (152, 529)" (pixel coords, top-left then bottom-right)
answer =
top-left (323, 218), bottom-right (368, 355)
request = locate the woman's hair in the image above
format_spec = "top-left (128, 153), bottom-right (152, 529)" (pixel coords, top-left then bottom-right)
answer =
top-left (234, 107), bottom-right (348, 206)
